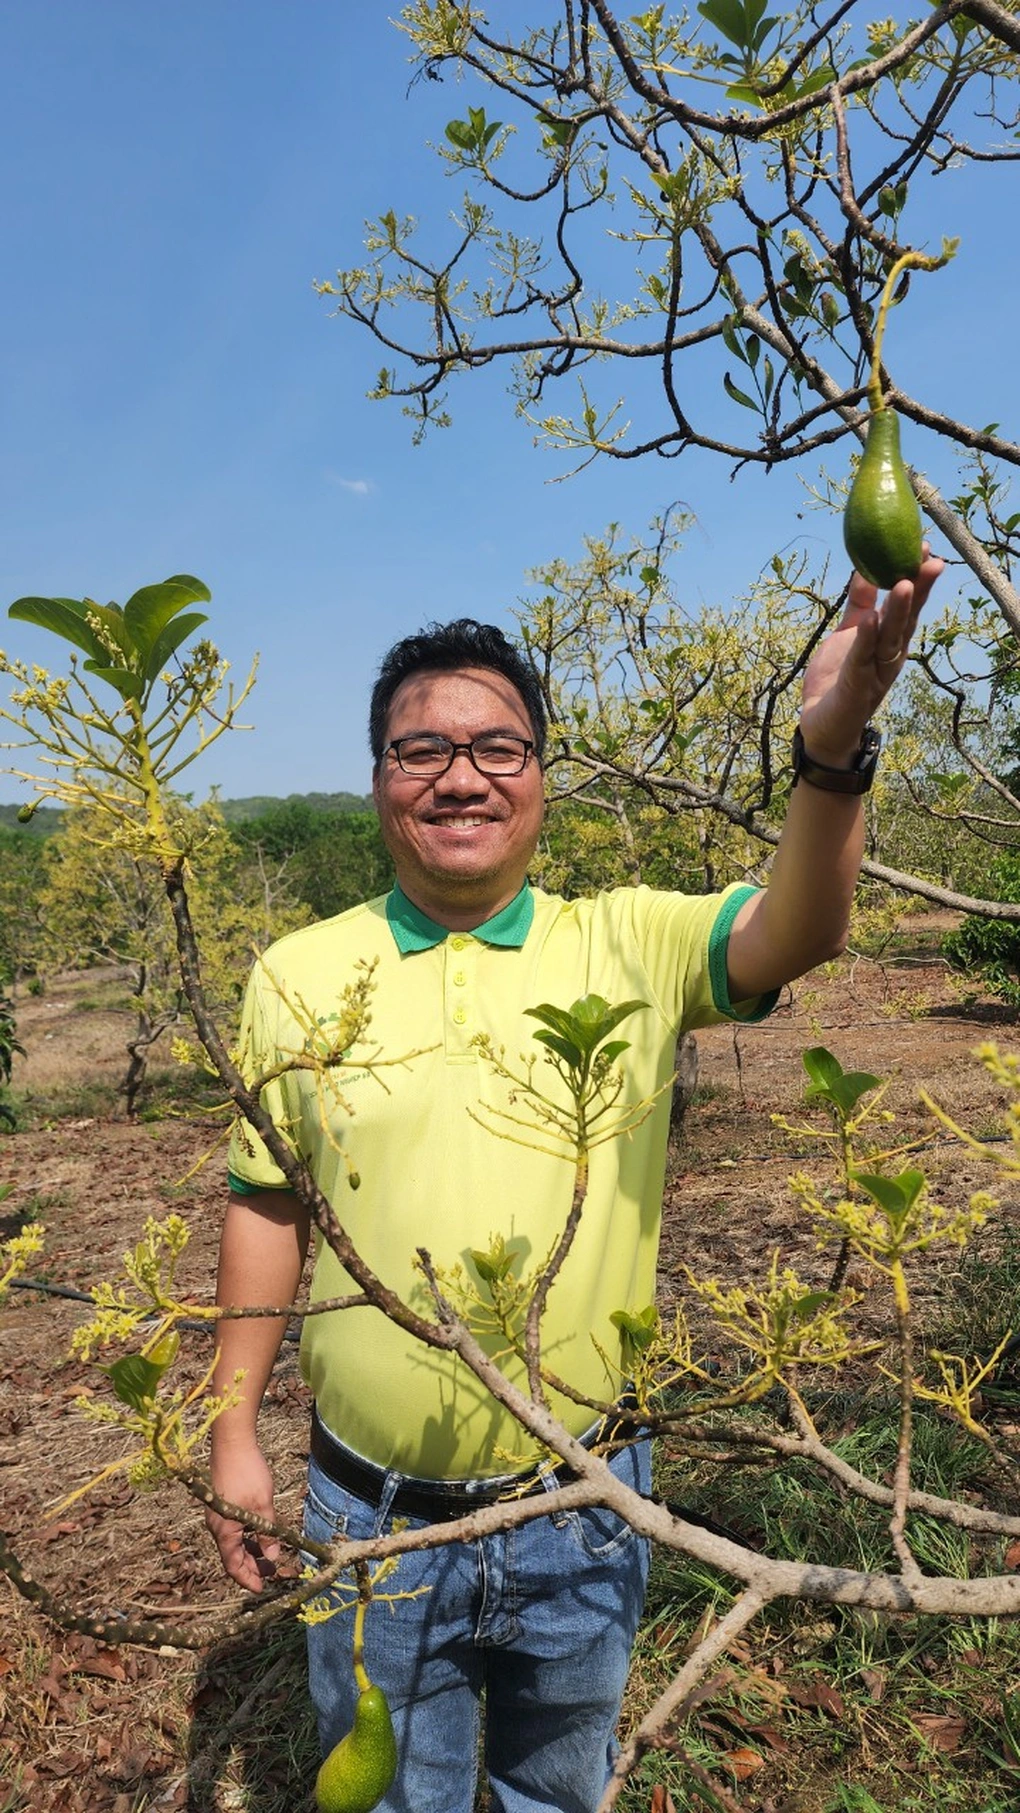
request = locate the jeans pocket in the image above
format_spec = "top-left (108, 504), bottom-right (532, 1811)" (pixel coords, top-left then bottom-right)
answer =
top-left (302, 1456), bottom-right (357, 1564)
top-left (561, 1436), bottom-right (652, 1560)
top-left (562, 1501), bottom-right (639, 1561)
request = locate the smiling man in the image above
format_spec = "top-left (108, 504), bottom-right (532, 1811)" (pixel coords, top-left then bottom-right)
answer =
top-left (207, 564), bottom-right (940, 1813)
top-left (371, 661), bottom-right (546, 925)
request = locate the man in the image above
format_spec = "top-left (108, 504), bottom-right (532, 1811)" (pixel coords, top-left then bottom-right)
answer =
top-left (207, 556), bottom-right (941, 1812)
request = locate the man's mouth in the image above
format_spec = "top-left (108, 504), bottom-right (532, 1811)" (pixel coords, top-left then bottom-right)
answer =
top-left (427, 815), bottom-right (495, 828)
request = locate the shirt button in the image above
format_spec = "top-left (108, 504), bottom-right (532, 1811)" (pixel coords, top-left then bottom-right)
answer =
top-left (450, 936), bottom-right (467, 950)
top-left (453, 970), bottom-right (466, 986)
top-left (453, 1007), bottom-right (468, 1026)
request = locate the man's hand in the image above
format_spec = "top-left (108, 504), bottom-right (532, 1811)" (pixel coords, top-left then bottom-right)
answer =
top-left (798, 551), bottom-right (944, 766)
top-left (206, 1443), bottom-right (281, 1592)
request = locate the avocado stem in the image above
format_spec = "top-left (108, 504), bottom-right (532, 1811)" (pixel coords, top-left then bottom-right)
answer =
top-left (352, 1595), bottom-right (372, 1695)
top-left (866, 247), bottom-right (953, 415)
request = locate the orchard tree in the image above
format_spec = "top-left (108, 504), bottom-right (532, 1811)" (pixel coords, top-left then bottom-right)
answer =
top-left (320, 0), bottom-right (1020, 919)
top-left (0, 827), bottom-right (47, 985)
top-left (38, 797), bottom-right (309, 1114)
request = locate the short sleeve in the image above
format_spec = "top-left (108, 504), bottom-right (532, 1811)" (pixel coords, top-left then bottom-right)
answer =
top-left (621, 882), bottom-right (779, 1031)
top-left (225, 956), bottom-right (293, 1191)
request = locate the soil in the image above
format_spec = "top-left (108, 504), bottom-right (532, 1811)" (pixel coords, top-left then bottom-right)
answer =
top-left (2, 928), bottom-right (1019, 1811)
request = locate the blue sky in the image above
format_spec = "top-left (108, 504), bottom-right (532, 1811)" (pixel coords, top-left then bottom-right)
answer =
top-left (2, 4), bottom-right (1015, 803)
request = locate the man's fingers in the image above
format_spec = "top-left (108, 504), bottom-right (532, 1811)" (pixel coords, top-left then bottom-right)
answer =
top-left (847, 568), bottom-right (879, 611)
top-left (241, 1526), bottom-right (281, 1579)
top-left (209, 1513), bottom-right (278, 1591)
top-left (880, 554), bottom-right (943, 656)
top-left (850, 551), bottom-right (943, 666)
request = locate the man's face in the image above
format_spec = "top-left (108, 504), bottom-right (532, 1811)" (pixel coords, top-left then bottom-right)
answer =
top-left (372, 666), bottom-right (545, 922)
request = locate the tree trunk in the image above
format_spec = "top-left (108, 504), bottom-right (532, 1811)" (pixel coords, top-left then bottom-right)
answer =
top-left (669, 1032), bottom-right (699, 1143)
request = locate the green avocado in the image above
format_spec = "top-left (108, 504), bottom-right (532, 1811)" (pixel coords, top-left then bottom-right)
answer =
top-left (315, 1684), bottom-right (398, 1813)
top-left (843, 406), bottom-right (923, 591)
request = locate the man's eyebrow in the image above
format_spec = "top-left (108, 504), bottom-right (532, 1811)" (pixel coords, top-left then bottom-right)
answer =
top-left (395, 725), bottom-right (530, 738)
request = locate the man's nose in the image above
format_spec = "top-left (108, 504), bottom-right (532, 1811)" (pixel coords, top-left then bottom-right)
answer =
top-left (438, 750), bottom-right (487, 793)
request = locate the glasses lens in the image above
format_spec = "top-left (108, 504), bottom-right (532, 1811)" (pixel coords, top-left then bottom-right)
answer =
top-left (471, 735), bottom-right (529, 773)
top-left (394, 737), bottom-right (452, 773)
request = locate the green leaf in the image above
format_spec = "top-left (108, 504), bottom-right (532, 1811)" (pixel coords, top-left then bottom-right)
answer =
top-left (527, 995), bottom-right (647, 1065)
top-left (793, 61), bottom-right (836, 98)
top-left (598, 1039), bottom-right (631, 1064)
top-left (470, 1238), bottom-right (515, 1284)
top-left (721, 315), bottom-right (746, 362)
top-left (745, 0), bottom-right (776, 46)
top-left (537, 112), bottom-right (574, 147)
top-left (148, 1330), bottom-right (180, 1367)
top-left (8, 596), bottom-right (107, 662)
top-left (802, 1046), bottom-right (844, 1091)
top-left (790, 1289), bottom-right (835, 1320)
top-left (162, 573), bottom-right (210, 592)
top-left (698, 0), bottom-right (753, 51)
top-left (123, 579), bottom-right (212, 665)
top-left (723, 372), bottom-right (758, 411)
top-left (81, 662), bottom-right (145, 702)
top-left (526, 1002), bottom-right (590, 1042)
top-left (531, 1028), bottom-right (584, 1067)
top-left (445, 118), bottom-right (474, 149)
top-left (724, 81), bottom-right (767, 108)
top-left (803, 1046), bottom-right (880, 1116)
top-left (104, 1352), bottom-right (166, 1411)
top-left (611, 1305), bottom-right (659, 1351)
top-left (145, 611), bottom-right (210, 681)
top-left (569, 994), bottom-right (648, 1052)
top-left (853, 1167), bottom-right (926, 1219)
top-left (840, 1070), bottom-right (882, 1100)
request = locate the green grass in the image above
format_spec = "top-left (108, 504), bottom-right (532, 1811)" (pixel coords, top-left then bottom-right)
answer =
top-left (926, 1227), bottom-right (1020, 1367)
top-left (135, 1062), bottom-right (227, 1120)
top-left (7, 1077), bottom-right (123, 1127)
top-left (7, 1061), bottom-right (225, 1128)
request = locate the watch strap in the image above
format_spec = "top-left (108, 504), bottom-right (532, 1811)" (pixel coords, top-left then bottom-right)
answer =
top-left (791, 724), bottom-right (881, 795)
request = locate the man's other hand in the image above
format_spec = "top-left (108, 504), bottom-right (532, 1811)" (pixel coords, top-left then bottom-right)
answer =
top-left (206, 1443), bottom-right (281, 1591)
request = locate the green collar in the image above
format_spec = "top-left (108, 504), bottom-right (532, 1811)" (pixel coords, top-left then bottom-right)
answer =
top-left (385, 881), bottom-right (534, 953)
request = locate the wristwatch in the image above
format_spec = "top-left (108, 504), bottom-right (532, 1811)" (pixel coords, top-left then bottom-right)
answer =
top-left (791, 723), bottom-right (881, 794)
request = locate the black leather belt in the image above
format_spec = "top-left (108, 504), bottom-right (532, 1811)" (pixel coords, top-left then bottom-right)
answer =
top-left (309, 1397), bottom-right (639, 1524)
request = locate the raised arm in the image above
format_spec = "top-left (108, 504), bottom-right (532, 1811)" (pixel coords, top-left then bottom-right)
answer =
top-left (206, 1188), bottom-right (311, 1590)
top-left (726, 554), bottom-right (943, 1003)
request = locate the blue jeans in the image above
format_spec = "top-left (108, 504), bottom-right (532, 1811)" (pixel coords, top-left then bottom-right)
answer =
top-left (303, 1438), bottom-right (652, 1813)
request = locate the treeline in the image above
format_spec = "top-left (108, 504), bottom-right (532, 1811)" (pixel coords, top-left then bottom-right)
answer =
top-left (0, 794), bottom-right (392, 989)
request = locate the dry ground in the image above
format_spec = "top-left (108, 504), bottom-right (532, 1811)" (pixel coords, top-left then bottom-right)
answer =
top-left (2, 924), bottom-right (1019, 1812)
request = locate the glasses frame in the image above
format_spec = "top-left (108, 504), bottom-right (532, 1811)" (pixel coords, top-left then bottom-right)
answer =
top-left (384, 733), bottom-right (537, 778)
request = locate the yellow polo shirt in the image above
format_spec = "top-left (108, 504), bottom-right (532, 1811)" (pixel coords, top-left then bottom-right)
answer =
top-left (227, 881), bottom-right (773, 1478)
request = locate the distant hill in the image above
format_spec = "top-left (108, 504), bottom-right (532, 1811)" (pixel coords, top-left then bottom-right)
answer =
top-left (216, 791), bottom-right (375, 823)
top-left (0, 792), bottom-right (376, 839)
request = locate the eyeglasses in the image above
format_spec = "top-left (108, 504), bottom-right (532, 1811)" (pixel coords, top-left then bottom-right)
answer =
top-left (385, 733), bottom-right (536, 777)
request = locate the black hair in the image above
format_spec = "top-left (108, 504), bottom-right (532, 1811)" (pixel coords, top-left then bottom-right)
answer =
top-left (369, 618), bottom-right (547, 763)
